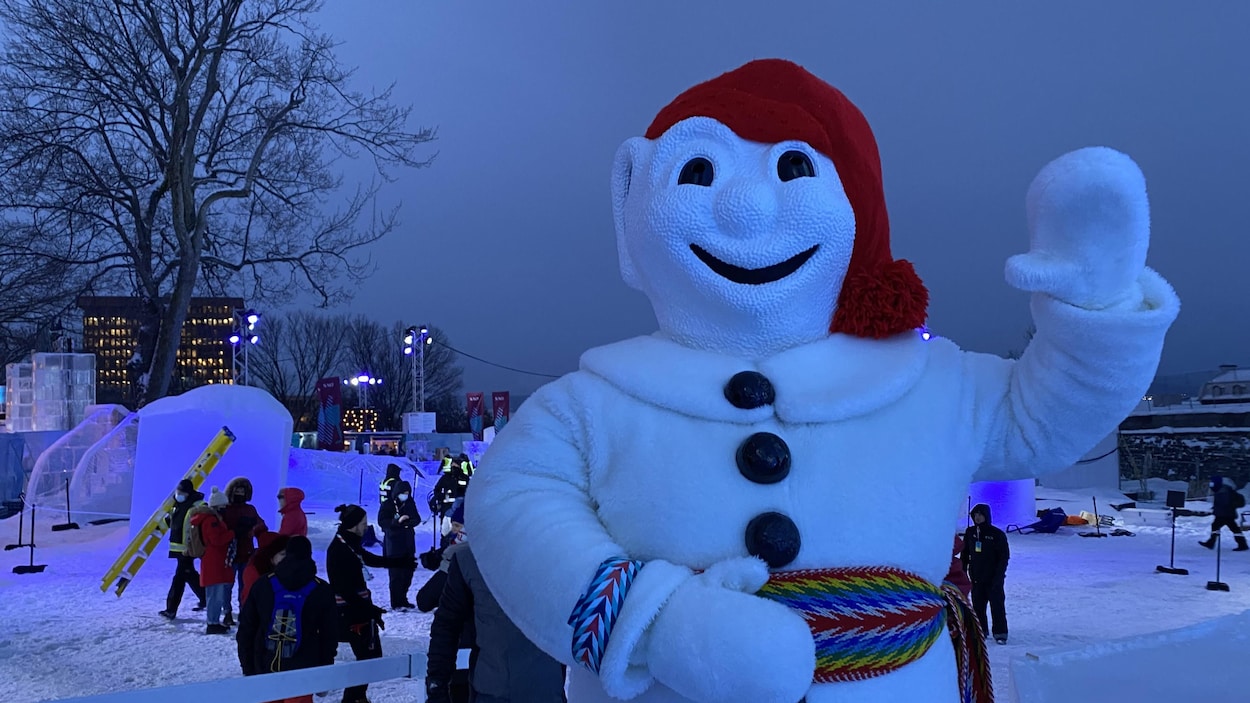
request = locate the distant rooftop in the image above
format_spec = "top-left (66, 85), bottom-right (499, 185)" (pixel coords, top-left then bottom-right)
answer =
top-left (1198, 365), bottom-right (1250, 405)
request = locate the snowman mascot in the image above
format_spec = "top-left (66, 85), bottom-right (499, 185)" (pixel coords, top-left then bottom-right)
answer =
top-left (463, 59), bottom-right (1178, 703)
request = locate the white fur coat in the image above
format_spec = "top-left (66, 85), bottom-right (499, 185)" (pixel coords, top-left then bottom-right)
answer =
top-left (466, 270), bottom-right (1178, 703)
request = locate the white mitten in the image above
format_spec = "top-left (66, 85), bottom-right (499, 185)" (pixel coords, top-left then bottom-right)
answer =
top-left (1005, 146), bottom-right (1150, 311)
top-left (646, 557), bottom-right (815, 703)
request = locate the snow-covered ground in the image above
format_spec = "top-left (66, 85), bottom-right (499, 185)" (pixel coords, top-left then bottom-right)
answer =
top-left (2, 491), bottom-right (1249, 702)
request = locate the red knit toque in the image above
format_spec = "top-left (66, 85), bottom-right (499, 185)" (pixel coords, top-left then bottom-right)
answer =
top-left (644, 59), bottom-right (928, 339)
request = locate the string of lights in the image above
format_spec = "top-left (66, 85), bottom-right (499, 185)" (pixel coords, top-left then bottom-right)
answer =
top-left (431, 339), bottom-right (564, 379)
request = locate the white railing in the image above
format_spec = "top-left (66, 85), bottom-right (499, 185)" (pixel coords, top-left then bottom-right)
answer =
top-left (48, 653), bottom-right (423, 703)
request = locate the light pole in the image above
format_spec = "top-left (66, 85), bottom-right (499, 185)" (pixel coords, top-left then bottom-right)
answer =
top-left (346, 373), bottom-right (381, 408)
top-left (403, 325), bottom-right (432, 413)
top-left (229, 309), bottom-right (260, 386)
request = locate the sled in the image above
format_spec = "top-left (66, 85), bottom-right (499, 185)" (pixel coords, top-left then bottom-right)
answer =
top-left (99, 427), bottom-right (236, 597)
top-left (1007, 508), bottom-right (1067, 535)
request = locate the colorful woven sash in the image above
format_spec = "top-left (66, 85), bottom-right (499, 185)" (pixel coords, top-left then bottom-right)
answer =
top-left (758, 566), bottom-right (993, 703)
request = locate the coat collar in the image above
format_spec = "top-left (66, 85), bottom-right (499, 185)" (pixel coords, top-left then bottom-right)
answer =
top-left (578, 330), bottom-right (932, 424)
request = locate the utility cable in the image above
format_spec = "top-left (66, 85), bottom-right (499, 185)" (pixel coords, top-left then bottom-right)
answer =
top-left (431, 339), bottom-right (564, 379)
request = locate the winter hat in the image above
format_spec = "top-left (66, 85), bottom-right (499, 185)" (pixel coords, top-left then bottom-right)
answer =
top-left (176, 479), bottom-right (195, 494)
top-left (335, 503), bottom-right (368, 529)
top-left (208, 486), bottom-right (228, 508)
top-left (284, 535), bottom-right (313, 561)
top-left (386, 463), bottom-right (403, 481)
top-left (644, 59), bottom-right (928, 339)
top-left (256, 531), bottom-right (288, 553)
top-left (448, 498), bottom-right (465, 525)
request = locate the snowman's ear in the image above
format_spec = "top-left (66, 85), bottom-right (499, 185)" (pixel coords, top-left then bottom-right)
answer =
top-left (612, 137), bottom-right (649, 290)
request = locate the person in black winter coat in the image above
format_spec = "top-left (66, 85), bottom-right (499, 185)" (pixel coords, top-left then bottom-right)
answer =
top-left (160, 479), bottom-right (206, 619)
top-left (326, 504), bottom-right (418, 703)
top-left (378, 480), bottom-right (423, 608)
top-left (430, 464), bottom-right (470, 518)
top-left (426, 543), bottom-right (567, 703)
top-left (1201, 476), bottom-right (1249, 551)
top-left (379, 463), bottom-right (403, 505)
top-left (417, 500), bottom-right (473, 703)
top-left (961, 503), bottom-right (1010, 644)
top-left (236, 535), bottom-right (338, 678)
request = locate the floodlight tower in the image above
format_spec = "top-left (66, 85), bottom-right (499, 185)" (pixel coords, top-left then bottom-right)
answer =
top-left (229, 309), bottom-right (261, 386)
top-left (403, 325), bottom-right (432, 413)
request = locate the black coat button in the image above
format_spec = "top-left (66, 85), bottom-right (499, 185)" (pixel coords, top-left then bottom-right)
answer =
top-left (736, 433), bottom-right (791, 484)
top-left (724, 371), bottom-right (775, 409)
top-left (745, 512), bottom-right (801, 569)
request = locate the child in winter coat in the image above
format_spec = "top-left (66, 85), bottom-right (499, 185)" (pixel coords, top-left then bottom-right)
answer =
top-left (237, 535), bottom-right (338, 703)
top-left (193, 488), bottom-right (237, 634)
top-left (277, 487), bottom-right (307, 537)
top-left (241, 532), bottom-right (291, 606)
top-left (378, 480), bottom-right (423, 609)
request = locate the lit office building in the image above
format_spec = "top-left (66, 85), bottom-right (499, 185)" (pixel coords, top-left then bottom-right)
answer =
top-left (78, 296), bottom-right (243, 406)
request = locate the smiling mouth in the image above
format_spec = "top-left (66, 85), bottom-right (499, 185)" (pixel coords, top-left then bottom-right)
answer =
top-left (689, 244), bottom-right (820, 285)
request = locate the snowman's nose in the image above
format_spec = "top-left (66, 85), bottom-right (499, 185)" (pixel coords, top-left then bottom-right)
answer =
top-left (714, 181), bottom-right (777, 240)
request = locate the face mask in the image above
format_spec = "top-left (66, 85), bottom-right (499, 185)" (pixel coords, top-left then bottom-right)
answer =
top-left (174, 493), bottom-right (187, 503)
top-left (397, 493), bottom-right (409, 502)
top-left (231, 494), bottom-right (245, 505)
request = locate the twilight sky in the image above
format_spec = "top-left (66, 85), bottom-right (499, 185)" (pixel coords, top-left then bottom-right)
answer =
top-left (315, 0), bottom-right (1250, 397)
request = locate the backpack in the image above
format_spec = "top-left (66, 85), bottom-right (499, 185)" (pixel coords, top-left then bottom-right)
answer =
top-left (184, 519), bottom-right (207, 559)
top-left (1235, 492), bottom-right (1247, 510)
top-left (266, 576), bottom-right (318, 668)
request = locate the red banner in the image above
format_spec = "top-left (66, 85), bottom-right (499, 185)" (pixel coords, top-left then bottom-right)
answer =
top-left (492, 391), bottom-right (510, 432)
top-left (466, 392), bottom-right (486, 441)
top-left (316, 377), bottom-right (344, 451)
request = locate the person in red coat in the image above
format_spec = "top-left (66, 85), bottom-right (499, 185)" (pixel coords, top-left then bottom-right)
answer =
top-left (241, 531), bottom-right (291, 606)
top-left (278, 487), bottom-right (307, 537)
top-left (192, 492), bottom-right (237, 634)
top-left (945, 534), bottom-right (972, 598)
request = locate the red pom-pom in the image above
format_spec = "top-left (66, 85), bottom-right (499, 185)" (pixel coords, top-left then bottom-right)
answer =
top-left (829, 260), bottom-right (929, 339)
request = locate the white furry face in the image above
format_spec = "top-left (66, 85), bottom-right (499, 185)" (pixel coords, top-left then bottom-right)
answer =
top-left (612, 117), bottom-right (856, 358)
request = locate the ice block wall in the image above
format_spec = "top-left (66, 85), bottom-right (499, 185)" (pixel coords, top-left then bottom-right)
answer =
top-left (131, 384), bottom-right (292, 538)
top-left (961, 478), bottom-right (1038, 532)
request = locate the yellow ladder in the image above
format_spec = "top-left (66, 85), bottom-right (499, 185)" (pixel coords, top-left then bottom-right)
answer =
top-left (100, 426), bottom-right (237, 597)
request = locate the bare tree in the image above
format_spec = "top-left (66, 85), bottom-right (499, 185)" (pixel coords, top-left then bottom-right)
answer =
top-left (342, 319), bottom-right (464, 431)
top-left (0, 0), bottom-right (435, 404)
top-left (251, 310), bottom-right (347, 429)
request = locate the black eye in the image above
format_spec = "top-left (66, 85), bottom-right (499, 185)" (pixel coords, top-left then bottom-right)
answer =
top-left (677, 157), bottom-right (714, 187)
top-left (777, 150), bottom-right (815, 182)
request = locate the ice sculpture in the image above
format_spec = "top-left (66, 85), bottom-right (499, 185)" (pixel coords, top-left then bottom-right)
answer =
top-left (25, 404), bottom-right (133, 521)
top-left (130, 385), bottom-right (292, 538)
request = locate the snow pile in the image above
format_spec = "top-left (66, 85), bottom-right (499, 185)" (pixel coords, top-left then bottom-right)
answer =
top-left (1010, 609), bottom-right (1250, 702)
top-left (288, 449), bottom-right (438, 511)
top-left (0, 511), bottom-right (437, 702)
top-left (2, 485), bottom-right (1249, 701)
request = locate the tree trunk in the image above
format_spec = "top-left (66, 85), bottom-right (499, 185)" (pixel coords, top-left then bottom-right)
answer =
top-left (139, 256), bottom-right (200, 405)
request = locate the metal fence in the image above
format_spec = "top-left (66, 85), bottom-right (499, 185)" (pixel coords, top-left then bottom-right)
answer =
top-left (48, 653), bottom-right (422, 703)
